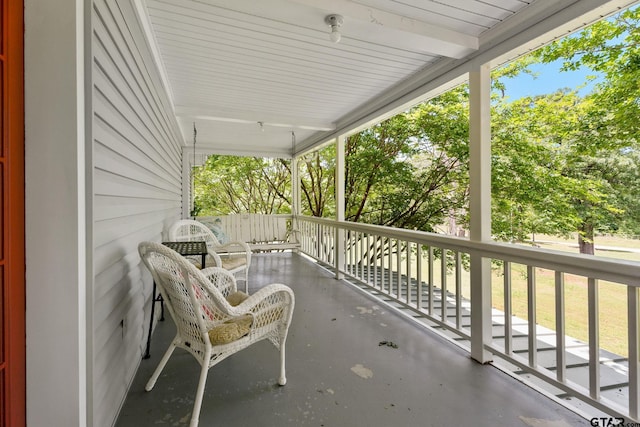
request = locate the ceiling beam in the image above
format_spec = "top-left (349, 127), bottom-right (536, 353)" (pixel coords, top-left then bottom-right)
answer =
top-left (175, 105), bottom-right (336, 131)
top-left (186, 144), bottom-right (294, 159)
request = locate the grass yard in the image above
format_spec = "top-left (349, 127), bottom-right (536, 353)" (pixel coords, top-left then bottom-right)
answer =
top-left (490, 234), bottom-right (640, 357)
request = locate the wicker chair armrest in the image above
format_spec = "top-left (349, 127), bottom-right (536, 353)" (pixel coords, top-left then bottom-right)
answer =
top-left (217, 240), bottom-right (251, 252)
top-left (226, 283), bottom-right (294, 317)
top-left (216, 240), bottom-right (252, 264)
top-left (200, 266), bottom-right (238, 298)
top-left (204, 249), bottom-right (222, 267)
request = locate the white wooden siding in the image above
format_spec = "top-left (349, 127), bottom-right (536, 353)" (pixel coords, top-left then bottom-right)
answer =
top-left (92, 0), bottom-right (183, 425)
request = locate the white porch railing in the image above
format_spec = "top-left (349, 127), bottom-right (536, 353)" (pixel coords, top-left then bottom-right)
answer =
top-left (295, 215), bottom-right (640, 422)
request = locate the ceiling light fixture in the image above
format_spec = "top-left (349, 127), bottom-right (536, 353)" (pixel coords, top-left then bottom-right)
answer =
top-left (325, 14), bottom-right (344, 43)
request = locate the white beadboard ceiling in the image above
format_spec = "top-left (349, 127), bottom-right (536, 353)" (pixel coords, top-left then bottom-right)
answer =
top-left (139, 0), bottom-right (638, 158)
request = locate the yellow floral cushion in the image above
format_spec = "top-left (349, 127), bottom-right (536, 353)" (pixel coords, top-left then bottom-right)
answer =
top-left (208, 314), bottom-right (253, 345)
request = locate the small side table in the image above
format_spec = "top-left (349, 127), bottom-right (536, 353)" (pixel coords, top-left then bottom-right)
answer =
top-left (143, 240), bottom-right (209, 359)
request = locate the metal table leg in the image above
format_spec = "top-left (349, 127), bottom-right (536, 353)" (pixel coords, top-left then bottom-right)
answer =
top-left (143, 281), bottom-right (164, 359)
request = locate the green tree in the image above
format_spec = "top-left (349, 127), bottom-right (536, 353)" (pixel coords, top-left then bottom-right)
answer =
top-left (298, 144), bottom-right (336, 217)
top-left (534, 6), bottom-right (640, 139)
top-left (491, 85), bottom-right (640, 253)
top-left (492, 6), bottom-right (640, 252)
top-left (193, 155), bottom-right (291, 215)
top-left (298, 92), bottom-right (470, 233)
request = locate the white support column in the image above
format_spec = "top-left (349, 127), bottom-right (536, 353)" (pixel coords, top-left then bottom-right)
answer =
top-left (181, 146), bottom-right (192, 219)
top-left (291, 153), bottom-right (301, 252)
top-left (25, 0), bottom-right (90, 425)
top-left (469, 62), bottom-right (493, 364)
top-left (335, 136), bottom-right (346, 279)
top-left (628, 285), bottom-right (640, 419)
top-left (291, 154), bottom-right (300, 216)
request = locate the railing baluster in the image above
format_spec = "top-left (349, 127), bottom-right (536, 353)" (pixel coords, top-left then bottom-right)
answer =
top-left (417, 244), bottom-right (422, 310)
top-left (329, 225), bottom-right (333, 264)
top-left (318, 223), bottom-right (323, 260)
top-left (629, 285), bottom-right (640, 420)
top-left (322, 224), bottom-right (327, 262)
top-left (382, 237), bottom-right (387, 293)
top-left (455, 251), bottom-right (462, 329)
top-left (396, 240), bottom-right (402, 298)
top-left (428, 246), bottom-right (434, 316)
top-left (387, 239), bottom-right (394, 295)
top-left (350, 231), bottom-right (355, 277)
top-left (342, 229), bottom-right (346, 274)
top-left (334, 224), bottom-right (341, 274)
top-left (362, 233), bottom-right (371, 284)
top-left (504, 261), bottom-right (512, 355)
top-left (373, 236), bottom-right (379, 289)
top-left (555, 271), bottom-right (566, 382)
top-left (527, 265), bottom-right (537, 368)
top-left (311, 222), bottom-right (315, 257)
top-left (588, 277), bottom-right (600, 400)
top-left (441, 249), bottom-right (447, 323)
top-left (323, 224), bottom-right (327, 263)
top-left (360, 232), bottom-right (364, 280)
top-left (365, 233), bottom-right (370, 284)
top-left (407, 241), bottom-right (412, 305)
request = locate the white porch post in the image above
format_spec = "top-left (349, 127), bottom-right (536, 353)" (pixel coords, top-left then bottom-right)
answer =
top-left (25, 0), bottom-right (91, 425)
top-left (181, 146), bottom-right (192, 219)
top-left (291, 153), bottom-right (300, 216)
top-left (291, 152), bottom-right (301, 252)
top-left (469, 63), bottom-right (493, 363)
top-left (335, 136), bottom-right (346, 279)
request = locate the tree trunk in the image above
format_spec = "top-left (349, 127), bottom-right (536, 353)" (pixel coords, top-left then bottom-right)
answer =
top-left (578, 221), bottom-right (595, 255)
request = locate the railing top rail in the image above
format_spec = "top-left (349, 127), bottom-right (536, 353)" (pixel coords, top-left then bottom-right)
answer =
top-left (295, 215), bottom-right (640, 286)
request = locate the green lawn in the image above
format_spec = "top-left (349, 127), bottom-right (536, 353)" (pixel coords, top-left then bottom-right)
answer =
top-left (491, 234), bottom-right (640, 357)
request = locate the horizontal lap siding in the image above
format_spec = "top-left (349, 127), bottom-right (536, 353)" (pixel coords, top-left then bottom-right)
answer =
top-left (92, 1), bottom-right (182, 426)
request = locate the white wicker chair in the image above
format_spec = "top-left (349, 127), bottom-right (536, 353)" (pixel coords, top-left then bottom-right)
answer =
top-left (138, 241), bottom-right (295, 427)
top-left (168, 219), bottom-right (252, 292)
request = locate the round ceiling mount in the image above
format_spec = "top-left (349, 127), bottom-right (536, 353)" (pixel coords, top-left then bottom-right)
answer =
top-left (325, 14), bottom-right (344, 43)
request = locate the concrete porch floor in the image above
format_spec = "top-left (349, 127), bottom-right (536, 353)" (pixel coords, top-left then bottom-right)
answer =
top-left (116, 252), bottom-right (586, 427)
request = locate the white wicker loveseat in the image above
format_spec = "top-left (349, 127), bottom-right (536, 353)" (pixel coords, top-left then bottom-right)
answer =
top-left (138, 241), bottom-right (295, 427)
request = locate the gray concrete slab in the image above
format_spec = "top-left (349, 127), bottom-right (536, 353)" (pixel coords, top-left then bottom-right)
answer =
top-left (116, 253), bottom-right (587, 427)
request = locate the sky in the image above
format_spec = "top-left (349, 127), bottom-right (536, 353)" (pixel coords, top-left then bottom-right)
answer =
top-left (501, 60), bottom-right (602, 101)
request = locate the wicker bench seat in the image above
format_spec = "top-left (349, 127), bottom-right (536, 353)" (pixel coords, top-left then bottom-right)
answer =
top-left (198, 214), bottom-right (300, 252)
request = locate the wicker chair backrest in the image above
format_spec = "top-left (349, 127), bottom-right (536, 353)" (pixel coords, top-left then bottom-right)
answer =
top-left (139, 242), bottom-right (237, 354)
top-left (168, 219), bottom-right (221, 247)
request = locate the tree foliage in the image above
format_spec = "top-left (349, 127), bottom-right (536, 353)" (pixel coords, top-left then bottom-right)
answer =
top-left (490, 6), bottom-right (640, 251)
top-left (193, 155), bottom-right (291, 215)
top-left (490, 89), bottom-right (636, 251)
top-left (297, 90), bottom-right (469, 234)
top-left (299, 145), bottom-right (335, 217)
